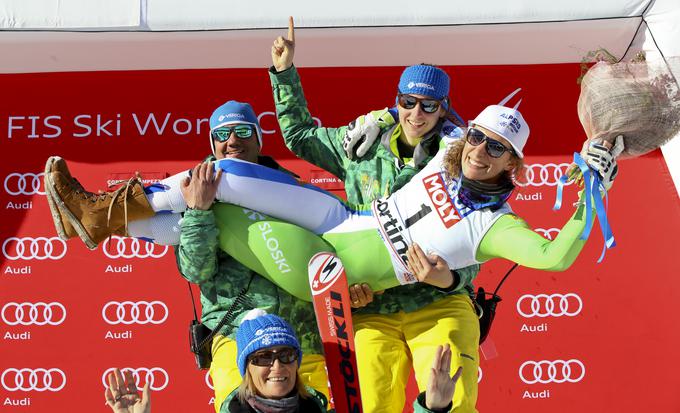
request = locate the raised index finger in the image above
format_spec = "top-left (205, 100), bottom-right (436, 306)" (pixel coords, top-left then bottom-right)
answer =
top-left (288, 16), bottom-right (295, 42)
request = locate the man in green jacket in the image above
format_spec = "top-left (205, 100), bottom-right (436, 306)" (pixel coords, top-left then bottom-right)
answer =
top-left (175, 100), bottom-right (329, 413)
top-left (269, 18), bottom-right (481, 413)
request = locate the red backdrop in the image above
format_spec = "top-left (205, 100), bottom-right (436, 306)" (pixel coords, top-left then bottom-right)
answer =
top-left (1, 64), bottom-right (679, 412)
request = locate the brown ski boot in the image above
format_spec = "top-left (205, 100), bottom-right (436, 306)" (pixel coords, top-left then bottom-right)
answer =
top-left (44, 156), bottom-right (81, 240)
top-left (46, 170), bottom-right (156, 250)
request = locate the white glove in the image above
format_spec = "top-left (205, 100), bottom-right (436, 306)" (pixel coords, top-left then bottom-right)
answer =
top-left (582, 135), bottom-right (624, 190)
top-left (342, 108), bottom-right (395, 160)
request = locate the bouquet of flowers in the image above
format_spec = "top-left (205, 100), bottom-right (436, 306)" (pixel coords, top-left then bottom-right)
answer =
top-left (562, 50), bottom-right (680, 184)
top-left (577, 50), bottom-right (680, 159)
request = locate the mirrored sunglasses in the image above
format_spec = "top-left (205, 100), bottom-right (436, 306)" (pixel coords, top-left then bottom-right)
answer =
top-left (211, 125), bottom-right (255, 142)
top-left (397, 94), bottom-right (442, 114)
top-left (248, 347), bottom-right (298, 367)
top-left (466, 128), bottom-right (515, 158)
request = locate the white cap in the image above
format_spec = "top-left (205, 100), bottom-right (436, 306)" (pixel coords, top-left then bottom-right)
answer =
top-left (471, 88), bottom-right (529, 158)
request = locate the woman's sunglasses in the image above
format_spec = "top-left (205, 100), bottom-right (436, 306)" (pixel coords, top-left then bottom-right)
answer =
top-left (466, 128), bottom-right (515, 158)
top-left (211, 125), bottom-right (255, 142)
top-left (248, 347), bottom-right (298, 367)
top-left (397, 94), bottom-right (443, 114)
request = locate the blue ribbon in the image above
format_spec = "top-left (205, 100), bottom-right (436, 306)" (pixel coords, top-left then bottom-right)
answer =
top-left (553, 152), bottom-right (616, 263)
top-left (552, 174), bottom-right (570, 211)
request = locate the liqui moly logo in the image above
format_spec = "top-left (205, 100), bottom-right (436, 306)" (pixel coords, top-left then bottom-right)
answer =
top-left (422, 173), bottom-right (460, 228)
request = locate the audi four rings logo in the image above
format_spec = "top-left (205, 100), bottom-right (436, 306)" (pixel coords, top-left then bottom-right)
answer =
top-left (102, 368), bottom-right (169, 391)
top-left (205, 371), bottom-right (214, 390)
top-left (517, 163), bottom-right (572, 187)
top-left (2, 237), bottom-right (67, 261)
top-left (1, 302), bottom-right (67, 326)
top-left (102, 301), bottom-right (169, 325)
top-left (102, 236), bottom-right (169, 259)
top-left (3, 172), bottom-right (45, 196)
top-left (1, 368), bottom-right (66, 392)
top-left (519, 359), bottom-right (585, 384)
top-left (535, 228), bottom-right (561, 240)
top-left (516, 293), bottom-right (583, 318)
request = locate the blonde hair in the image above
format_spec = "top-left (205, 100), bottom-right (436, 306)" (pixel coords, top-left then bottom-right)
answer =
top-left (237, 369), bottom-right (310, 404)
top-left (442, 137), bottom-right (526, 185)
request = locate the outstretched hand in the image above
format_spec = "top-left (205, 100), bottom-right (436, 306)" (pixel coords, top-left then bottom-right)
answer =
top-left (425, 344), bottom-right (462, 411)
top-left (272, 16), bottom-right (295, 72)
top-left (104, 369), bottom-right (151, 413)
top-left (407, 243), bottom-right (453, 289)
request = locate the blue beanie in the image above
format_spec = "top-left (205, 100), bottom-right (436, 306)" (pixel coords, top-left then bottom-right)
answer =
top-left (236, 309), bottom-right (302, 377)
top-left (398, 65), bottom-right (450, 101)
top-left (209, 101), bottom-right (263, 153)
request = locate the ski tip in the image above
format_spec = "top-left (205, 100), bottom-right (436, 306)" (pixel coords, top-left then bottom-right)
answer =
top-left (308, 252), bottom-right (344, 296)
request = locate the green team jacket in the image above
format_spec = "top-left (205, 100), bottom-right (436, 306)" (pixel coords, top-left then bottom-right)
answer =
top-left (175, 155), bottom-right (322, 355)
top-left (269, 65), bottom-right (479, 314)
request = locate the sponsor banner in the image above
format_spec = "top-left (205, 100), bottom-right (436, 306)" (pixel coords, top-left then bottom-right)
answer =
top-left (3, 172), bottom-right (45, 197)
top-left (2, 237), bottom-right (67, 261)
top-left (518, 359), bottom-right (586, 384)
top-left (422, 173), bottom-right (459, 229)
top-left (1, 302), bottom-right (67, 326)
top-left (517, 293), bottom-right (583, 319)
top-left (1, 368), bottom-right (67, 392)
top-left (107, 171), bottom-right (169, 188)
top-left (101, 300), bottom-right (169, 325)
top-left (1, 65), bottom-right (679, 413)
top-left (101, 236), bottom-right (169, 260)
top-left (309, 169), bottom-right (344, 191)
top-left (518, 163), bottom-right (573, 188)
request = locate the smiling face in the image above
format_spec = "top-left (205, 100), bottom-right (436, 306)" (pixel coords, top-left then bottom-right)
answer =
top-left (461, 125), bottom-right (517, 184)
top-left (246, 346), bottom-right (298, 399)
top-left (212, 123), bottom-right (260, 163)
top-left (397, 94), bottom-right (445, 143)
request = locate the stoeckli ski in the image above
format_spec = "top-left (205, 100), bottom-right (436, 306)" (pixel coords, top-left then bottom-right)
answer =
top-left (308, 252), bottom-right (363, 413)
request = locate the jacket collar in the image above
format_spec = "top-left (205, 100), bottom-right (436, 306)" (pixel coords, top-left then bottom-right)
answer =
top-left (379, 120), bottom-right (444, 169)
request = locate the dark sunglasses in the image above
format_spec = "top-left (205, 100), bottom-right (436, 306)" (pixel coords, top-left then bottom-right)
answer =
top-left (211, 125), bottom-right (255, 142)
top-left (248, 347), bottom-right (298, 367)
top-left (466, 128), bottom-right (515, 158)
top-left (397, 94), bottom-right (443, 114)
